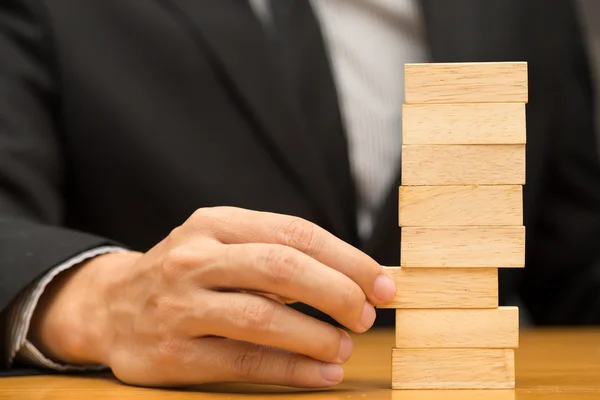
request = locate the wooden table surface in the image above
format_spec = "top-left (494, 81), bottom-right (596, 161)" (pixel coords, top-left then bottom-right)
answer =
top-left (2, 328), bottom-right (600, 399)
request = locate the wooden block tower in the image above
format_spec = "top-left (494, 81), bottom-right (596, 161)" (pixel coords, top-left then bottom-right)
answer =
top-left (381, 62), bottom-right (528, 389)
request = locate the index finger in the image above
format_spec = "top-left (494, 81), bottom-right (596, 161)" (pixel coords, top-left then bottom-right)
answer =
top-left (186, 206), bottom-right (396, 306)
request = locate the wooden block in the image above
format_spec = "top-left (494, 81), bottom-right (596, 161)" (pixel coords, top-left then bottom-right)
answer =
top-left (402, 103), bottom-right (526, 144)
top-left (400, 226), bottom-right (525, 268)
top-left (395, 307), bottom-right (519, 348)
top-left (377, 267), bottom-right (498, 309)
top-left (392, 348), bottom-right (515, 389)
top-left (388, 389), bottom-right (515, 400)
top-left (399, 185), bottom-right (522, 226)
top-left (401, 144), bottom-right (525, 186)
top-left (404, 62), bottom-right (527, 104)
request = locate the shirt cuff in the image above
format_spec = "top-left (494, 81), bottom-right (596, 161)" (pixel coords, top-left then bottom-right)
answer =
top-left (6, 246), bottom-right (127, 371)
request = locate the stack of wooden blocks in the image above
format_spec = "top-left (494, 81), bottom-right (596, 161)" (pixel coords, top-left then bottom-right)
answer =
top-left (381, 62), bottom-right (528, 390)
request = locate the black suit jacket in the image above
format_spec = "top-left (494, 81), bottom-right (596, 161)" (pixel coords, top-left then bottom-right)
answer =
top-left (3, 0), bottom-right (600, 375)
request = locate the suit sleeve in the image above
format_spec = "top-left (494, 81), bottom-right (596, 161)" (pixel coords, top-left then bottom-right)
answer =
top-left (0, 0), bottom-right (123, 369)
top-left (7, 246), bottom-right (125, 372)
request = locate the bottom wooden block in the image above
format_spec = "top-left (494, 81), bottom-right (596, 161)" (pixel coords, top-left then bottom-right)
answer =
top-left (389, 389), bottom-right (515, 400)
top-left (392, 348), bottom-right (515, 389)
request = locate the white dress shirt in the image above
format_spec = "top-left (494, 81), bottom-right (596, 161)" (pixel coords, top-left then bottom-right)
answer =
top-left (6, 0), bottom-right (428, 369)
top-left (307, 0), bottom-right (428, 238)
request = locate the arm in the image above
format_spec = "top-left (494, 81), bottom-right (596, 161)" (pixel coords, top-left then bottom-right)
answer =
top-left (6, 246), bottom-right (125, 372)
top-left (0, 2), bottom-right (396, 389)
top-left (0, 0), bottom-right (122, 369)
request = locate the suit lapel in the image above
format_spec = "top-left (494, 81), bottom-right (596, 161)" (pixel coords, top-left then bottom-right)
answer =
top-left (156, 0), bottom-right (348, 235)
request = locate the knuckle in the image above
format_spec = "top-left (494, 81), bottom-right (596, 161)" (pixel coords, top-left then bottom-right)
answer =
top-left (165, 225), bottom-right (184, 242)
top-left (261, 246), bottom-right (300, 286)
top-left (190, 207), bottom-right (213, 223)
top-left (281, 218), bottom-right (321, 255)
top-left (232, 345), bottom-right (266, 378)
top-left (311, 334), bottom-right (339, 362)
top-left (154, 295), bottom-right (185, 324)
top-left (155, 336), bottom-right (185, 365)
top-left (237, 298), bottom-right (278, 333)
top-left (161, 245), bottom-right (217, 283)
top-left (281, 356), bottom-right (301, 383)
top-left (161, 246), bottom-right (195, 281)
top-left (188, 207), bottom-right (221, 231)
top-left (340, 282), bottom-right (364, 313)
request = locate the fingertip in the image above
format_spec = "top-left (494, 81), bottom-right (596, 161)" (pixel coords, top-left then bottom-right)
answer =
top-left (320, 363), bottom-right (344, 385)
top-left (357, 301), bottom-right (376, 333)
top-left (336, 328), bottom-right (353, 363)
top-left (371, 273), bottom-right (397, 304)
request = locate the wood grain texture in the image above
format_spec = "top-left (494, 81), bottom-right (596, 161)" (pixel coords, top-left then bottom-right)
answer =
top-left (399, 185), bottom-right (523, 226)
top-left (395, 307), bottom-right (519, 348)
top-left (392, 348), bottom-right (515, 389)
top-left (404, 62), bottom-right (528, 104)
top-left (402, 103), bottom-right (526, 144)
top-left (401, 144), bottom-right (526, 185)
top-left (400, 226), bottom-right (525, 268)
top-left (377, 267), bottom-right (498, 309)
top-left (7, 330), bottom-right (600, 398)
top-left (384, 391), bottom-right (516, 400)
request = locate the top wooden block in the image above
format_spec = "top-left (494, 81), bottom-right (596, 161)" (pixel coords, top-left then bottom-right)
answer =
top-left (404, 62), bottom-right (528, 104)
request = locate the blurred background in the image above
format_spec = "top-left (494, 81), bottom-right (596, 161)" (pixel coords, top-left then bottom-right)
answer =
top-left (578, 0), bottom-right (600, 153)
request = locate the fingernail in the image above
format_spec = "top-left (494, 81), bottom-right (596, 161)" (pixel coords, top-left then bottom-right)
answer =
top-left (373, 274), bottom-right (396, 303)
top-left (320, 363), bottom-right (344, 384)
top-left (336, 329), bottom-right (353, 363)
top-left (359, 301), bottom-right (376, 331)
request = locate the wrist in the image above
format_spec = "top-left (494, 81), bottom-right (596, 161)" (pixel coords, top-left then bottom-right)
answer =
top-left (29, 251), bottom-right (142, 366)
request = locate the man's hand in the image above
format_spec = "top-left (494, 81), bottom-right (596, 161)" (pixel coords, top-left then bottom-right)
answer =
top-left (29, 207), bottom-right (396, 388)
